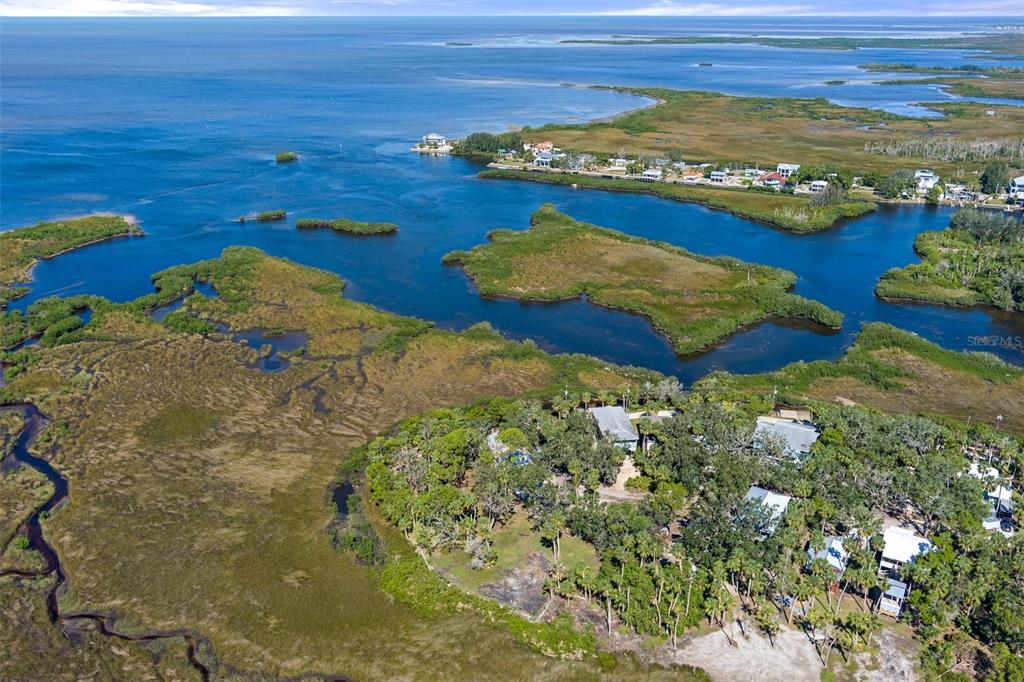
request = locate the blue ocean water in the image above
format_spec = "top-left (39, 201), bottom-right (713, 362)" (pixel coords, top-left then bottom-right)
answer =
top-left (2, 17), bottom-right (1023, 382)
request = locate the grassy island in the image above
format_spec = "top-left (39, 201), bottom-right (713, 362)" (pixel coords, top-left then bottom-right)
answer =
top-left (237, 209), bottom-right (287, 223)
top-left (480, 169), bottom-right (874, 233)
top-left (0, 215), bottom-right (140, 306)
top-left (296, 217), bottom-right (398, 235)
top-left (275, 151), bottom-right (299, 163)
top-left (444, 205), bottom-right (842, 355)
top-left (876, 209), bottom-right (1024, 310)
top-left (519, 87), bottom-right (1024, 178)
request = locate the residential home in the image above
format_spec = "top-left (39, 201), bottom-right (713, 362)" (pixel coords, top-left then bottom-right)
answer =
top-left (421, 132), bottom-right (446, 147)
top-left (777, 163), bottom-right (800, 178)
top-left (879, 525), bottom-right (933, 576)
top-left (915, 169), bottom-right (940, 191)
top-left (709, 170), bottom-right (728, 184)
top-left (610, 157), bottom-right (630, 169)
top-left (809, 180), bottom-right (829, 193)
top-left (756, 172), bottom-right (785, 188)
top-left (535, 151), bottom-right (553, 167)
top-left (743, 486), bottom-right (793, 534)
top-left (641, 168), bottom-right (663, 182)
top-left (807, 536), bottom-right (850, 585)
top-left (682, 171), bottom-right (703, 184)
top-left (535, 141), bottom-right (554, 153)
top-left (754, 416), bottom-right (820, 459)
top-left (968, 462), bottom-right (1015, 536)
top-left (1009, 175), bottom-right (1024, 198)
top-left (589, 406), bottom-right (639, 451)
top-left (878, 578), bottom-right (909, 618)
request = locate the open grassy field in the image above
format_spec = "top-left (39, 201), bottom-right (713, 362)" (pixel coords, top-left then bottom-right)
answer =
top-left (1, 246), bottom-right (702, 680)
top-left (522, 88), bottom-right (1024, 177)
top-left (444, 204), bottom-right (842, 355)
top-left (0, 215), bottom-right (141, 305)
top-left (700, 322), bottom-right (1024, 434)
top-left (481, 169), bottom-right (875, 232)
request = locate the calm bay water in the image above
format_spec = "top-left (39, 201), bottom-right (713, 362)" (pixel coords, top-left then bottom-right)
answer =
top-left (3, 17), bottom-right (1023, 382)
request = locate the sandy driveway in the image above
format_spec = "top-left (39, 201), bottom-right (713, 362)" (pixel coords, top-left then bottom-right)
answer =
top-left (671, 625), bottom-right (822, 682)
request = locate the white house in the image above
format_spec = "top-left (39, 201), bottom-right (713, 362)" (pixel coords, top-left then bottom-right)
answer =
top-left (968, 462), bottom-right (1015, 536)
top-left (421, 132), bottom-right (446, 147)
top-left (535, 151), bottom-right (554, 167)
top-left (878, 578), bottom-right (909, 618)
top-left (744, 486), bottom-right (793, 534)
top-left (807, 536), bottom-right (849, 575)
top-left (879, 525), bottom-right (933, 575)
top-left (641, 168), bottom-right (663, 182)
top-left (777, 163), bottom-right (800, 178)
top-left (756, 172), bottom-right (785, 188)
top-left (709, 170), bottom-right (727, 184)
top-left (809, 180), bottom-right (829, 193)
top-left (610, 157), bottom-right (630, 169)
top-left (589, 406), bottom-right (639, 451)
top-left (1009, 176), bottom-right (1024, 197)
top-left (754, 416), bottom-right (820, 459)
top-left (915, 169), bottom-right (940, 191)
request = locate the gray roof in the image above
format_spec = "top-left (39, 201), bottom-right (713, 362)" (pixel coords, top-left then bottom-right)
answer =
top-left (744, 486), bottom-right (792, 526)
top-left (754, 417), bottom-right (820, 455)
top-left (589, 406), bottom-right (638, 443)
top-left (807, 536), bottom-right (849, 573)
top-left (884, 578), bottom-right (907, 601)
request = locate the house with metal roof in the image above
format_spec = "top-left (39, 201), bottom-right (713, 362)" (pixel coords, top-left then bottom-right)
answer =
top-left (743, 485), bottom-right (792, 534)
top-left (588, 406), bottom-right (639, 451)
top-left (754, 416), bottom-right (820, 459)
top-left (807, 536), bottom-right (849, 575)
top-left (879, 525), bottom-right (933, 575)
top-left (878, 578), bottom-right (909, 618)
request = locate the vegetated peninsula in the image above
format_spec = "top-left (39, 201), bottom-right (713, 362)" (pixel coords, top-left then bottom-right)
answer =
top-left (480, 169), bottom-right (873, 233)
top-left (863, 63), bottom-right (1024, 100)
top-left (444, 205), bottom-right (842, 355)
top-left (0, 215), bottom-right (140, 306)
top-left (296, 217), bottom-right (398, 235)
top-left (558, 32), bottom-right (1024, 54)
top-left (876, 208), bottom-right (1024, 310)
top-left (518, 87), bottom-right (1024, 178)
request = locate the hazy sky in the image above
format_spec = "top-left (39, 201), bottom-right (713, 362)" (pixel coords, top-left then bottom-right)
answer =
top-left (0, 0), bottom-right (1018, 18)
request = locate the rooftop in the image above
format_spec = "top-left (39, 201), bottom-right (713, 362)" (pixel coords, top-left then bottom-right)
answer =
top-left (744, 485), bottom-right (792, 526)
top-left (881, 525), bottom-right (933, 564)
top-left (808, 536), bottom-right (849, 573)
top-left (754, 416), bottom-right (820, 455)
top-left (589, 406), bottom-right (639, 443)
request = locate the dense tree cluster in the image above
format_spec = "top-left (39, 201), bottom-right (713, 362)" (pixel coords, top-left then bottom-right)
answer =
top-left (364, 386), bottom-right (1023, 676)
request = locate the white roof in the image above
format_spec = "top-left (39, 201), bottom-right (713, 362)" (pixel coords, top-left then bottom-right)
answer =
top-left (744, 486), bottom-right (792, 525)
top-left (754, 416), bottom-right (820, 455)
top-left (424, 132), bottom-right (445, 140)
top-left (777, 163), bottom-right (800, 170)
top-left (710, 170), bottom-right (727, 177)
top-left (589, 406), bottom-right (638, 443)
top-left (808, 536), bottom-right (849, 573)
top-left (881, 526), bottom-right (933, 564)
top-left (810, 180), bottom-right (829, 187)
top-left (642, 168), bottom-right (662, 177)
top-left (1011, 175), bottom-right (1024, 186)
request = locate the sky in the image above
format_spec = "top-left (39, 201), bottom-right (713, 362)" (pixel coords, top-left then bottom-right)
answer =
top-left (0, 0), bottom-right (1019, 18)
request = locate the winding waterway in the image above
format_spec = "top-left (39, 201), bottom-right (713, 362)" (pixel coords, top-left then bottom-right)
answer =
top-left (3, 18), bottom-right (1023, 384)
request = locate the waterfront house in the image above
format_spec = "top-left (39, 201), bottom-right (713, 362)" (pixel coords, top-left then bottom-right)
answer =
top-left (807, 536), bottom-right (849, 577)
top-left (641, 168), bottom-right (663, 182)
top-left (743, 486), bottom-right (792, 534)
top-left (682, 171), bottom-right (703, 184)
top-left (754, 416), bottom-right (820, 459)
top-left (878, 578), bottom-right (909, 618)
top-left (915, 169), bottom-right (940, 191)
top-left (709, 170), bottom-right (727, 184)
top-left (535, 141), bottom-right (554, 153)
top-left (879, 525), bottom-right (933, 576)
top-left (589, 406), bottom-right (639, 451)
top-left (756, 172), bottom-right (785, 188)
top-left (421, 132), bottom-right (446, 147)
top-left (610, 157), bottom-right (630, 169)
top-left (777, 163), bottom-right (800, 178)
top-left (809, 180), bottom-right (829, 193)
top-left (535, 151), bottom-right (554, 167)
top-left (1009, 176), bottom-right (1024, 198)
